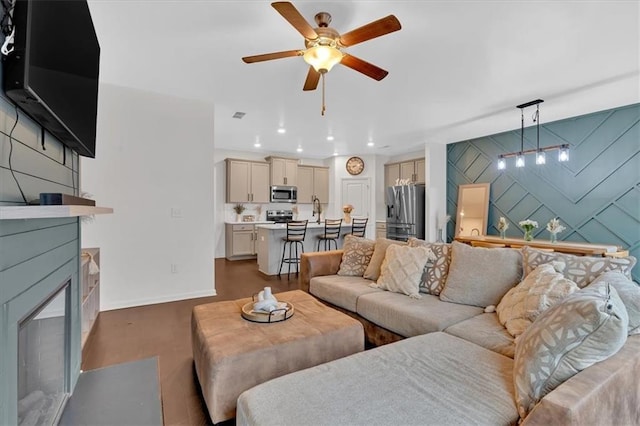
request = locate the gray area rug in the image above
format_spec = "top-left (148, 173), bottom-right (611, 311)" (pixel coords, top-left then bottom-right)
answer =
top-left (59, 357), bottom-right (163, 425)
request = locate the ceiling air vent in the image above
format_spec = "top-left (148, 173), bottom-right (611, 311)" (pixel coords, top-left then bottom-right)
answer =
top-left (232, 112), bottom-right (246, 119)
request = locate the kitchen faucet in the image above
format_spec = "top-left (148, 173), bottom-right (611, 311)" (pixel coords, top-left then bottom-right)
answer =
top-left (471, 228), bottom-right (480, 236)
top-left (312, 196), bottom-right (322, 224)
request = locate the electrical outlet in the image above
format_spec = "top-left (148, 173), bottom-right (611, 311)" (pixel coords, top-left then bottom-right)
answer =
top-left (171, 208), bottom-right (182, 218)
top-left (171, 264), bottom-right (178, 273)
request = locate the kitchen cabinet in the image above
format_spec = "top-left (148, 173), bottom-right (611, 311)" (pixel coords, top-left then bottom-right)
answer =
top-left (225, 223), bottom-right (259, 260)
top-left (385, 158), bottom-right (425, 186)
top-left (297, 165), bottom-right (329, 203)
top-left (266, 156), bottom-right (299, 186)
top-left (226, 159), bottom-right (270, 203)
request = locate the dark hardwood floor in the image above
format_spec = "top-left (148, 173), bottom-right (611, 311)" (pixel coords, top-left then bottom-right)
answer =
top-left (81, 258), bottom-right (300, 425)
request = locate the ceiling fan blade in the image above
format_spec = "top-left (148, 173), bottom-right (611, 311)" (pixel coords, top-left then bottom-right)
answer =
top-left (303, 66), bottom-right (321, 91)
top-left (340, 54), bottom-right (389, 81)
top-left (272, 2), bottom-right (318, 40)
top-left (242, 50), bottom-right (302, 63)
top-left (339, 15), bottom-right (401, 47)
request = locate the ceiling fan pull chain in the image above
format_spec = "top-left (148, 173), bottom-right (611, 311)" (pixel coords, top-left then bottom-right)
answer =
top-left (321, 72), bottom-right (326, 116)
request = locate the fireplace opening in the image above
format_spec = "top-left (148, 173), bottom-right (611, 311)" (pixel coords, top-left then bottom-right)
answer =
top-left (17, 280), bottom-right (71, 426)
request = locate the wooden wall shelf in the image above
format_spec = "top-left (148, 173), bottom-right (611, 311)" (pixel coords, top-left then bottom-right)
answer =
top-left (0, 205), bottom-right (113, 220)
top-left (455, 235), bottom-right (622, 257)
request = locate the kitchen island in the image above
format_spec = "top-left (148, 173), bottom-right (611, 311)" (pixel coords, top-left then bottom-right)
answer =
top-left (256, 222), bottom-right (352, 275)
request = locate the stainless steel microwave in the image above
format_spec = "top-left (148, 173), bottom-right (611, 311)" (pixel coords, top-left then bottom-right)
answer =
top-left (270, 185), bottom-right (297, 203)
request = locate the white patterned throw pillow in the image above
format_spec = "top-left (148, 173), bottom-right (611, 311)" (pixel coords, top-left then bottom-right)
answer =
top-left (521, 246), bottom-right (636, 288)
top-left (371, 245), bottom-right (435, 299)
top-left (337, 235), bottom-right (376, 277)
top-left (589, 271), bottom-right (640, 335)
top-left (513, 283), bottom-right (628, 420)
top-left (496, 262), bottom-right (579, 338)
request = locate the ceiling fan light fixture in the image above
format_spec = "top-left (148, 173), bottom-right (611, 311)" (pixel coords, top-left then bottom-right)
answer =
top-left (303, 44), bottom-right (343, 73)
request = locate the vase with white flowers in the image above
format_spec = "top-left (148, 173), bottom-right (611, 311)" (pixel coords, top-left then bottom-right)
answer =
top-left (342, 204), bottom-right (354, 223)
top-left (519, 219), bottom-right (538, 241)
top-left (497, 217), bottom-right (509, 239)
top-left (546, 217), bottom-right (566, 244)
top-left (437, 214), bottom-right (451, 243)
top-left (233, 203), bottom-right (246, 222)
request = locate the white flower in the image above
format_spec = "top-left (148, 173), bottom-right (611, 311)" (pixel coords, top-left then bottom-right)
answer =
top-left (497, 217), bottom-right (509, 231)
top-left (518, 219), bottom-right (538, 229)
top-left (546, 218), bottom-right (566, 234)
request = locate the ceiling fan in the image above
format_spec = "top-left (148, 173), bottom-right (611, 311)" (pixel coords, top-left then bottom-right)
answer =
top-left (242, 2), bottom-right (402, 114)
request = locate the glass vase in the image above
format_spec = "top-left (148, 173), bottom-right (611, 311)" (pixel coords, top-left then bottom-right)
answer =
top-left (524, 228), bottom-right (533, 241)
top-left (550, 232), bottom-right (558, 244)
top-left (343, 212), bottom-right (351, 224)
top-left (436, 228), bottom-right (444, 243)
top-left (500, 229), bottom-right (506, 240)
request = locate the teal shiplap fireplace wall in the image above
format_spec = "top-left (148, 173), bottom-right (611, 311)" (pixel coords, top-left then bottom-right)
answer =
top-left (447, 103), bottom-right (640, 282)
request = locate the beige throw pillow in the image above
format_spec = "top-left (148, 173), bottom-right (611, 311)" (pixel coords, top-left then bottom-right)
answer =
top-left (496, 262), bottom-right (579, 338)
top-left (363, 238), bottom-right (406, 281)
top-left (439, 241), bottom-right (522, 308)
top-left (371, 245), bottom-right (434, 299)
top-left (407, 238), bottom-right (452, 295)
top-left (337, 235), bottom-right (376, 277)
top-left (513, 283), bottom-right (628, 420)
top-left (522, 246), bottom-right (637, 288)
top-left (589, 271), bottom-right (640, 335)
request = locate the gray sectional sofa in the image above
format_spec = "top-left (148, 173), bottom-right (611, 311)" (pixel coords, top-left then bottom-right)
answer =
top-left (236, 238), bottom-right (640, 425)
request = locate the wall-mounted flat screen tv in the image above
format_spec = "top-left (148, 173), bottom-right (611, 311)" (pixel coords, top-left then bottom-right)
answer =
top-left (3, 0), bottom-right (100, 158)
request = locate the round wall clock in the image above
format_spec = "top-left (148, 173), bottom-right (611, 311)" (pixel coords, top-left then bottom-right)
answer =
top-left (346, 156), bottom-right (365, 175)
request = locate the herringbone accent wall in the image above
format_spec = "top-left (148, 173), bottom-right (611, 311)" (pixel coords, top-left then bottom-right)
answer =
top-left (447, 103), bottom-right (639, 282)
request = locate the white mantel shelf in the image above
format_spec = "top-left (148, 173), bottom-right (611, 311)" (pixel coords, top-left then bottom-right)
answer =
top-left (0, 205), bottom-right (114, 220)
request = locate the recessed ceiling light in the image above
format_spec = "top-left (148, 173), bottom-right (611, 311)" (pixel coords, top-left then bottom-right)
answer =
top-left (333, 151), bottom-right (338, 156)
top-left (367, 141), bottom-right (375, 147)
top-left (326, 135), bottom-right (334, 141)
top-left (277, 127), bottom-right (286, 134)
top-left (254, 143), bottom-right (261, 148)
top-left (296, 146), bottom-right (303, 153)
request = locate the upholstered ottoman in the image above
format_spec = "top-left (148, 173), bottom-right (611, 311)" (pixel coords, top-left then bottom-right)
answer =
top-left (191, 290), bottom-right (364, 424)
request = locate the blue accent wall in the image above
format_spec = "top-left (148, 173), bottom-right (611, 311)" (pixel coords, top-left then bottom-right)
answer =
top-left (447, 103), bottom-right (640, 282)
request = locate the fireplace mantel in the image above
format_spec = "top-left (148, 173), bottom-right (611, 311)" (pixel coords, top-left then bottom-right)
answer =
top-left (0, 205), bottom-right (113, 220)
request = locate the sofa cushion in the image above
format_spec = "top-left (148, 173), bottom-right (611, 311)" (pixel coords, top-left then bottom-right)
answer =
top-left (445, 313), bottom-right (515, 358)
top-left (237, 332), bottom-right (518, 426)
top-left (589, 271), bottom-right (640, 335)
top-left (363, 238), bottom-right (406, 281)
top-left (407, 238), bottom-right (452, 295)
top-left (356, 291), bottom-right (483, 338)
top-left (440, 241), bottom-right (523, 308)
top-left (372, 245), bottom-right (434, 299)
top-left (514, 282), bottom-right (628, 419)
top-left (309, 275), bottom-right (382, 313)
top-left (337, 235), bottom-right (376, 277)
top-left (496, 262), bottom-right (579, 338)
top-left (521, 245), bottom-right (637, 288)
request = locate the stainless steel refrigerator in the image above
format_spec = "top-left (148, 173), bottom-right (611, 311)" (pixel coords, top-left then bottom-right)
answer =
top-left (386, 184), bottom-right (426, 241)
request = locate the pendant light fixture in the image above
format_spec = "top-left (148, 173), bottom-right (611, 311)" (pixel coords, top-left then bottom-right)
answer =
top-left (497, 99), bottom-right (570, 170)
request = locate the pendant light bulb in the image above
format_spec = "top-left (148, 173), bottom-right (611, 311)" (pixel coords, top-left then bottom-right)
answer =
top-left (558, 146), bottom-right (570, 162)
top-left (515, 154), bottom-right (525, 168)
top-left (536, 151), bottom-right (546, 165)
top-left (497, 157), bottom-right (506, 170)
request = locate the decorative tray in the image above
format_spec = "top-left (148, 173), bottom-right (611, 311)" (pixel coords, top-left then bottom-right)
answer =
top-left (241, 302), bottom-right (294, 323)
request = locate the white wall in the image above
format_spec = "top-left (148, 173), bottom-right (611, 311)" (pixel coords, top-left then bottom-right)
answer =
top-left (424, 143), bottom-right (447, 242)
top-left (81, 83), bottom-right (216, 310)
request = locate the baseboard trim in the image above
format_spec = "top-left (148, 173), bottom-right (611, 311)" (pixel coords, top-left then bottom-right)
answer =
top-left (101, 288), bottom-right (217, 311)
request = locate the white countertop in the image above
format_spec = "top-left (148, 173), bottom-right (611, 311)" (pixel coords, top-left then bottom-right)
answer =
top-left (257, 222), bottom-right (353, 230)
top-left (225, 220), bottom-right (275, 225)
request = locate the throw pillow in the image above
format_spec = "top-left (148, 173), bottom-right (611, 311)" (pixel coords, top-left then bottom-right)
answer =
top-left (496, 262), bottom-right (579, 338)
top-left (590, 271), bottom-right (640, 335)
top-left (337, 235), bottom-right (376, 277)
top-left (439, 241), bottom-right (523, 308)
top-left (371, 245), bottom-right (435, 299)
top-left (521, 246), bottom-right (637, 288)
top-left (513, 283), bottom-right (628, 419)
top-left (407, 238), bottom-right (452, 295)
top-left (363, 238), bottom-right (406, 281)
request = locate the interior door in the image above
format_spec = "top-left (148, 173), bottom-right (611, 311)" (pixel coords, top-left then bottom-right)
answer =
top-left (341, 178), bottom-right (370, 222)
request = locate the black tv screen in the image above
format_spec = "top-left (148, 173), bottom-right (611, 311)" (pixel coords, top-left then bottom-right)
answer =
top-left (3, 0), bottom-right (100, 158)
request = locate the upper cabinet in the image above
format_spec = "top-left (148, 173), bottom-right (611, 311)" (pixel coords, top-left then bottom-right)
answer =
top-left (226, 159), bottom-right (270, 203)
top-left (385, 158), bottom-right (425, 187)
top-left (297, 166), bottom-right (329, 203)
top-left (266, 156), bottom-right (299, 186)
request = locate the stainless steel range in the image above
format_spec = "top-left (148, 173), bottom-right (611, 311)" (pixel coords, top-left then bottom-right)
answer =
top-left (266, 210), bottom-right (293, 223)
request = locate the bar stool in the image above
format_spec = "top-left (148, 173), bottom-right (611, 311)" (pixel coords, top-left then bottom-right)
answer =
top-left (316, 219), bottom-right (342, 251)
top-left (350, 217), bottom-right (368, 237)
top-left (278, 220), bottom-right (308, 279)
